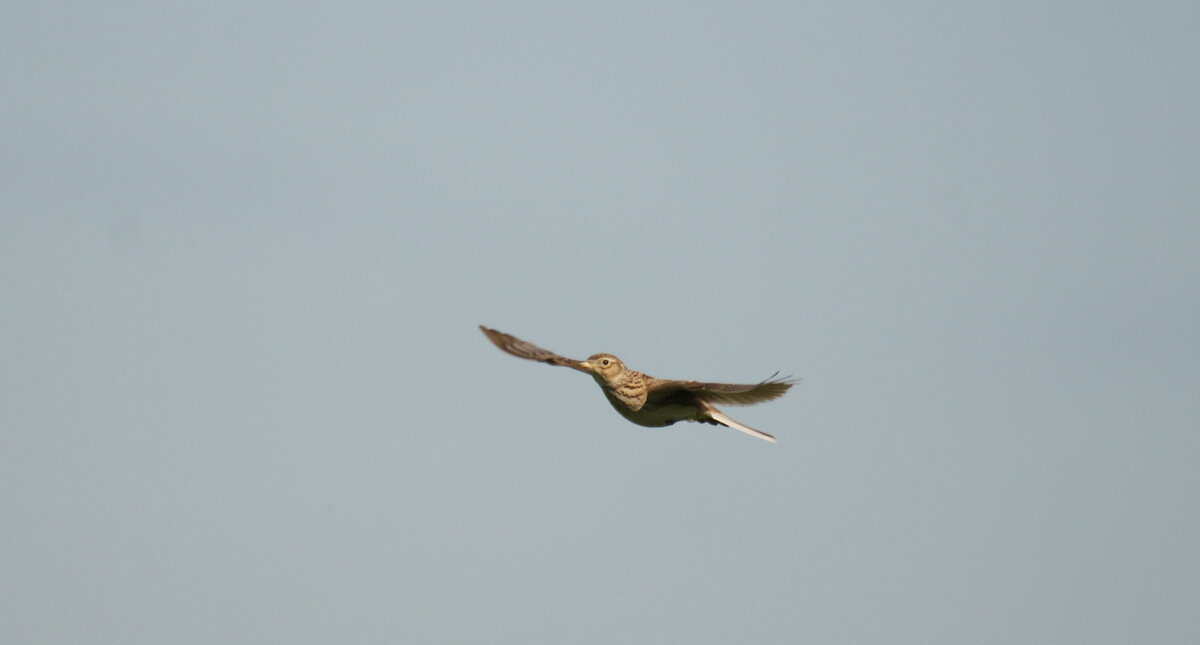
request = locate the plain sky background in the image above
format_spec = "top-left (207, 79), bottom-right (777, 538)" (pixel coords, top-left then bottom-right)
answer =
top-left (3, 2), bottom-right (1198, 643)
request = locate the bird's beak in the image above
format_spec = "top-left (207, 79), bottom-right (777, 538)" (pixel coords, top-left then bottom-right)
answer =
top-left (573, 360), bottom-right (593, 373)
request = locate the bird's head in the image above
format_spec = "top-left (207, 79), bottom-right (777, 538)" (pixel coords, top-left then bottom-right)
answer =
top-left (581, 353), bottom-right (625, 381)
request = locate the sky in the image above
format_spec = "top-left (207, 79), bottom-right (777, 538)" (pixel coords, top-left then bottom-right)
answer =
top-left (2, 2), bottom-right (1198, 643)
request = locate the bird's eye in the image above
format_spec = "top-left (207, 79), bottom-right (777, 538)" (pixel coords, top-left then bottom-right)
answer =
top-left (602, 359), bottom-right (610, 366)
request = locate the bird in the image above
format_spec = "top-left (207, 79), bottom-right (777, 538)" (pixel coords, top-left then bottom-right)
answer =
top-left (479, 325), bottom-right (795, 443)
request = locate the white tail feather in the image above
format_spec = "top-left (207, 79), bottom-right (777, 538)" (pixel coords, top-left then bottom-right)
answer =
top-left (707, 408), bottom-right (777, 443)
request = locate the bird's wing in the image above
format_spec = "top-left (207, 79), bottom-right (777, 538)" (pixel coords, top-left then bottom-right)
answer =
top-left (646, 372), bottom-right (796, 406)
top-left (479, 326), bottom-right (589, 372)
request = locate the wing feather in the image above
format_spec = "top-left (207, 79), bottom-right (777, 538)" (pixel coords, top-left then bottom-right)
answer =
top-left (479, 326), bottom-right (589, 372)
top-left (647, 372), bottom-right (797, 406)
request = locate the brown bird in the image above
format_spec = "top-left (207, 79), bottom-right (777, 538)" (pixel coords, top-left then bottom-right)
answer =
top-left (479, 325), bottom-right (795, 443)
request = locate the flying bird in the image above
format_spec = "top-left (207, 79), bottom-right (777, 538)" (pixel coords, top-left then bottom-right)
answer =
top-left (479, 325), bottom-right (795, 442)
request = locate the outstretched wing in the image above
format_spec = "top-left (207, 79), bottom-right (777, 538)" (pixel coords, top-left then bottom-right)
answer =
top-left (646, 372), bottom-right (796, 406)
top-left (479, 326), bottom-right (589, 372)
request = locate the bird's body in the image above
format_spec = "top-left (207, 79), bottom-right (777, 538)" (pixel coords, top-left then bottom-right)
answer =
top-left (479, 326), bottom-right (795, 442)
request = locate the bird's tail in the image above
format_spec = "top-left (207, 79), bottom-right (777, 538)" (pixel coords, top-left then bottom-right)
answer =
top-left (706, 406), bottom-right (777, 443)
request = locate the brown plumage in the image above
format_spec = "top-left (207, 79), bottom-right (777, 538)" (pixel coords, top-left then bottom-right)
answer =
top-left (479, 325), bottom-right (796, 442)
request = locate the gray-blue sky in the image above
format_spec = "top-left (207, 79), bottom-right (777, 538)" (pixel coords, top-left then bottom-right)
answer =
top-left (3, 2), bottom-right (1198, 643)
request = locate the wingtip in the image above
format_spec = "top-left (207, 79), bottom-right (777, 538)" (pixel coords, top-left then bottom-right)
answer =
top-left (765, 372), bottom-right (800, 386)
top-left (479, 325), bottom-right (505, 349)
